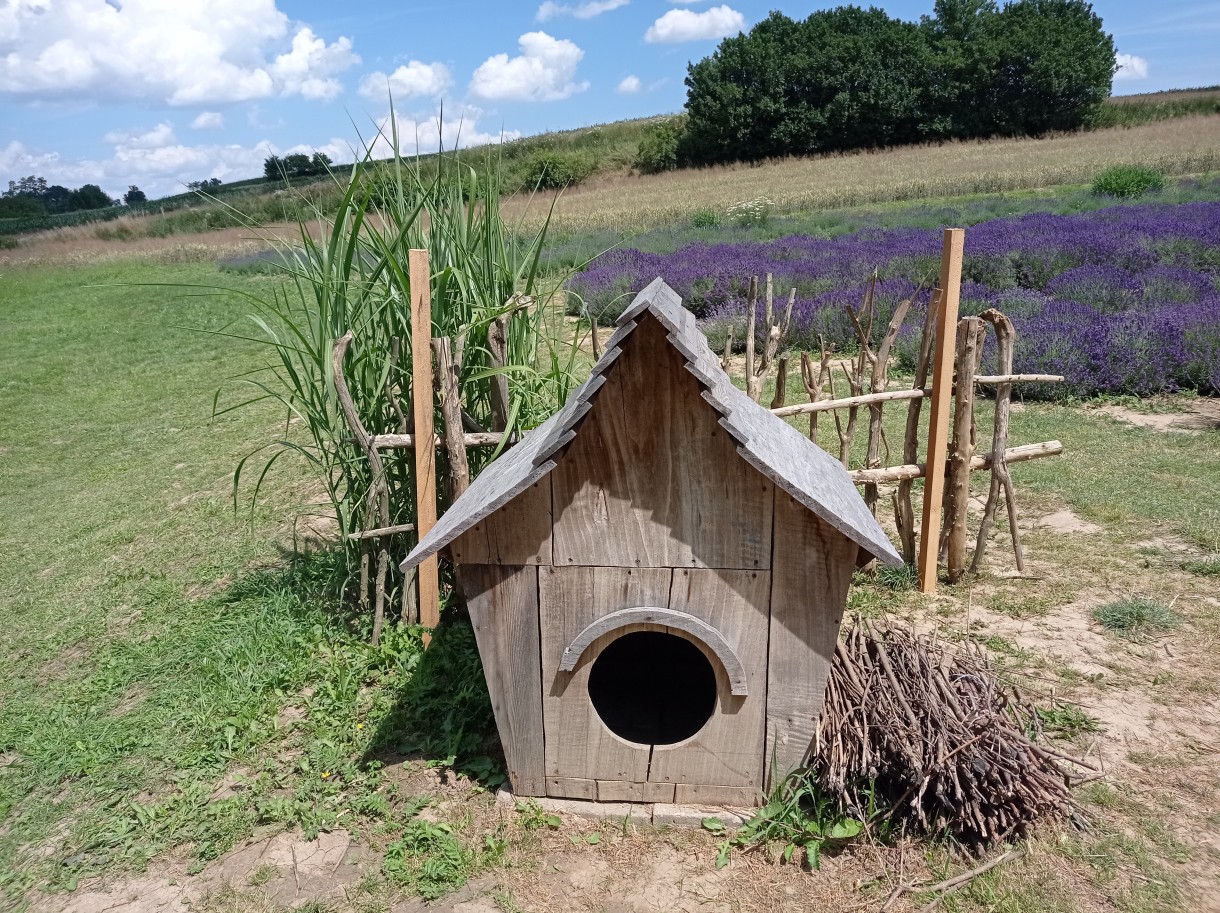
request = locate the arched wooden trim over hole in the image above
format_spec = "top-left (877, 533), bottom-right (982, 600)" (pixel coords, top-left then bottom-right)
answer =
top-left (558, 607), bottom-right (748, 696)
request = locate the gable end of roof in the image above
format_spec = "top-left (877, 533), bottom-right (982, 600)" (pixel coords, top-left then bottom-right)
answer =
top-left (401, 278), bottom-right (903, 572)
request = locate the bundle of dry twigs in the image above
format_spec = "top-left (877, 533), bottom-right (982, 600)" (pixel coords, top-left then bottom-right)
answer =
top-left (814, 618), bottom-right (1085, 855)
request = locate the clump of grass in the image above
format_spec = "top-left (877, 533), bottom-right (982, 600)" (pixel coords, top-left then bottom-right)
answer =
top-left (1091, 597), bottom-right (1179, 638)
top-left (383, 818), bottom-right (472, 900)
top-left (876, 562), bottom-right (917, 591)
top-left (1182, 557), bottom-right (1220, 577)
top-left (709, 769), bottom-right (862, 869)
top-left (1092, 164), bottom-right (1165, 198)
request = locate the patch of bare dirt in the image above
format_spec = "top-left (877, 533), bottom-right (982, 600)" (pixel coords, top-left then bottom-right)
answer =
top-left (43, 830), bottom-right (375, 913)
top-left (1033, 508), bottom-right (1101, 535)
top-left (35, 643), bottom-right (90, 685)
top-left (110, 685), bottom-right (150, 717)
top-left (1095, 398), bottom-right (1220, 434)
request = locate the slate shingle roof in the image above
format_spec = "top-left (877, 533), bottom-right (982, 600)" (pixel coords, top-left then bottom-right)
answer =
top-left (400, 277), bottom-right (903, 572)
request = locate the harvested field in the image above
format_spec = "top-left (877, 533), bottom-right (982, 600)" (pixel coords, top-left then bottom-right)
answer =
top-left (509, 116), bottom-right (1220, 231)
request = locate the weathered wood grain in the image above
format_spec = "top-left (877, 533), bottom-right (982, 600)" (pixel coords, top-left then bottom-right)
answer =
top-left (539, 566), bottom-right (672, 783)
top-left (408, 249), bottom-right (440, 632)
top-left (451, 477), bottom-right (553, 566)
top-left (546, 777), bottom-right (596, 800)
top-left (551, 315), bottom-right (774, 569)
top-left (918, 229), bottom-right (964, 593)
top-left (765, 493), bottom-right (856, 789)
top-left (648, 568), bottom-right (771, 788)
top-left (673, 784), bottom-right (763, 806)
top-left (463, 564), bottom-right (545, 796)
top-left (597, 780), bottom-right (676, 803)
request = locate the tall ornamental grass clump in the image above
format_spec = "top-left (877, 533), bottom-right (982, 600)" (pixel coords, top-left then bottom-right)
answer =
top-left (220, 123), bottom-right (581, 619)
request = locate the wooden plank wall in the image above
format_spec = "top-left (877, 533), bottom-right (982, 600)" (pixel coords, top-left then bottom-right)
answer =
top-left (551, 316), bottom-right (774, 570)
top-left (455, 313), bottom-right (859, 806)
top-left (647, 568), bottom-right (770, 789)
top-left (452, 477), bottom-right (553, 565)
top-left (764, 492), bottom-right (856, 788)
top-left (462, 564), bottom-right (545, 796)
top-left (538, 566), bottom-right (668, 786)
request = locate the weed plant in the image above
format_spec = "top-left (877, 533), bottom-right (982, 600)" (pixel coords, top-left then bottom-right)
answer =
top-left (709, 769), bottom-right (864, 869)
top-left (1182, 557), bottom-right (1220, 577)
top-left (1092, 165), bottom-right (1166, 198)
top-left (1036, 702), bottom-right (1101, 739)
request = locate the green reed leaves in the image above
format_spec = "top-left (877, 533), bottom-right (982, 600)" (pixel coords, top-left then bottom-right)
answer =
top-left (220, 118), bottom-right (580, 620)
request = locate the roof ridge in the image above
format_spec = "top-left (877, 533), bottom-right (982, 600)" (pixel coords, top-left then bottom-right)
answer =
top-left (400, 278), bottom-right (902, 573)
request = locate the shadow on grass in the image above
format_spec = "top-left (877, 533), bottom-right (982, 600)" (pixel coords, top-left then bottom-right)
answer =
top-left (362, 615), bottom-right (506, 791)
top-left (216, 549), bottom-right (506, 792)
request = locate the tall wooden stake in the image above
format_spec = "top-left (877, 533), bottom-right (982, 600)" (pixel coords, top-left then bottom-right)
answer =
top-left (945, 317), bottom-right (982, 583)
top-left (409, 249), bottom-right (440, 638)
top-left (918, 229), bottom-right (964, 594)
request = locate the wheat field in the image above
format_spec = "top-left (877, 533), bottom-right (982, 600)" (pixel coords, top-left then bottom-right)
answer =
top-left (509, 115), bottom-right (1220, 232)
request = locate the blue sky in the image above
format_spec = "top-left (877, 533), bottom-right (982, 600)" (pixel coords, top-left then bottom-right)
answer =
top-left (1, 0), bottom-right (1213, 199)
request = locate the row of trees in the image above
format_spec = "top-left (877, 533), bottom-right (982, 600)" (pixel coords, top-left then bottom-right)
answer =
top-left (263, 152), bottom-right (332, 182)
top-left (0, 176), bottom-right (149, 218)
top-left (670, 0), bottom-right (1117, 166)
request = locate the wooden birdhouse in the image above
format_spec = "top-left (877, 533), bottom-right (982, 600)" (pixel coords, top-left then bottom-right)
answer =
top-left (401, 278), bottom-right (902, 806)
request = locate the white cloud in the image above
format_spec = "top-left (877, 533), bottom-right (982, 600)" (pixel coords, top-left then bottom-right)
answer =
top-left (269, 26), bottom-right (358, 101)
top-left (285, 138), bottom-right (355, 164)
top-left (469, 31), bottom-right (588, 102)
top-left (191, 111), bottom-right (225, 130)
top-left (102, 122), bottom-right (176, 148)
top-left (0, 103), bottom-right (520, 200)
top-left (1, 140), bottom-right (64, 180)
top-left (645, 5), bottom-right (743, 42)
top-left (0, 0), bottom-right (359, 105)
top-left (617, 75), bottom-right (642, 94)
top-left (359, 61), bottom-right (453, 100)
top-left (536, 0), bottom-right (628, 22)
top-left (1115, 53), bottom-right (1149, 80)
top-left (367, 107), bottom-right (521, 158)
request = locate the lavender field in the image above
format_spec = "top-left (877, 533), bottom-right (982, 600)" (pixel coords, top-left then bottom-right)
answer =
top-left (571, 200), bottom-right (1220, 399)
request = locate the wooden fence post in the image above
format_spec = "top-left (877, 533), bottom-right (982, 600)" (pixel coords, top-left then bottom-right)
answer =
top-left (409, 249), bottom-right (440, 639)
top-left (917, 229), bottom-right (964, 594)
top-left (945, 317), bottom-right (982, 583)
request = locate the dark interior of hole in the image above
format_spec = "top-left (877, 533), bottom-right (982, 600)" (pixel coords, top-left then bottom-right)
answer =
top-left (587, 631), bottom-right (717, 746)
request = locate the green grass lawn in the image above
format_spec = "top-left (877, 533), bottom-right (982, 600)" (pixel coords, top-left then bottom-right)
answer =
top-left (0, 263), bottom-right (449, 906)
top-left (1, 256), bottom-right (1217, 911)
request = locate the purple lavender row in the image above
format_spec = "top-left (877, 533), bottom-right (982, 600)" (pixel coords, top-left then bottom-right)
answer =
top-left (569, 201), bottom-right (1220, 398)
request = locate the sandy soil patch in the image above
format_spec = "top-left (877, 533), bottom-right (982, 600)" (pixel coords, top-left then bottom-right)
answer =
top-left (1095, 398), bottom-right (1220, 434)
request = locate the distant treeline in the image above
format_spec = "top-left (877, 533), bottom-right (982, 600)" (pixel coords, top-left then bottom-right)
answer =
top-left (648, 0), bottom-right (1120, 169)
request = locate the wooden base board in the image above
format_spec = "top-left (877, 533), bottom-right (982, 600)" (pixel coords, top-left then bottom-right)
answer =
top-left (542, 778), bottom-right (757, 806)
top-left (596, 780), bottom-right (676, 803)
top-left (496, 789), bottom-right (752, 829)
top-left (674, 784), bottom-right (764, 806)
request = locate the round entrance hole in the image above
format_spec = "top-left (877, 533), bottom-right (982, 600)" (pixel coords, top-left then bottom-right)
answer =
top-left (587, 631), bottom-right (717, 745)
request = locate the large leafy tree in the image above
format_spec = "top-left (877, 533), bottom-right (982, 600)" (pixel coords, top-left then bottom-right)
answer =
top-left (681, 8), bottom-right (934, 164)
top-left (68, 184), bottom-right (115, 211)
top-left (984, 0), bottom-right (1116, 135)
top-left (681, 0), bottom-right (1115, 165)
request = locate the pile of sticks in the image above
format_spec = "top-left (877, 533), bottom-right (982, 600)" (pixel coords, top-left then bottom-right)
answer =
top-left (814, 619), bottom-right (1082, 855)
